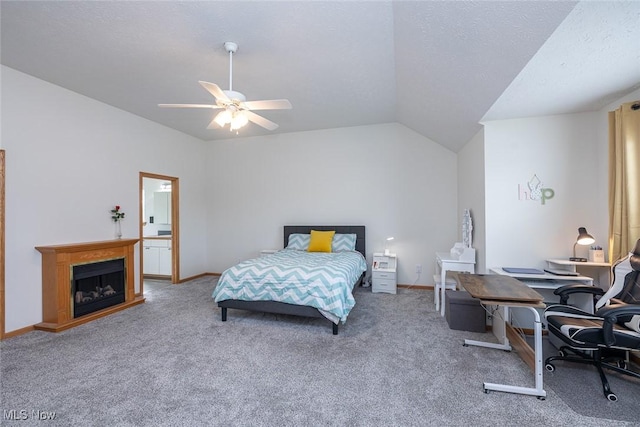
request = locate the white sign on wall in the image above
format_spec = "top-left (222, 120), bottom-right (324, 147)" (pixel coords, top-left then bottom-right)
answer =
top-left (518, 174), bottom-right (555, 205)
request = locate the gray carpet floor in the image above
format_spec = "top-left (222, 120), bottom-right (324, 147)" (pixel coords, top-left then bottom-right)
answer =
top-left (1, 276), bottom-right (638, 426)
top-left (529, 334), bottom-right (640, 421)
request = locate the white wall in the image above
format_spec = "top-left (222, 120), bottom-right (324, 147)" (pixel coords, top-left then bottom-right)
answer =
top-left (1, 66), bottom-right (209, 332)
top-left (205, 123), bottom-right (459, 286)
top-left (482, 112), bottom-right (606, 270)
top-left (457, 129), bottom-right (486, 273)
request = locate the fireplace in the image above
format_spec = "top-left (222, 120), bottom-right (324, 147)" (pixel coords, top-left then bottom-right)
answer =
top-left (73, 258), bottom-right (126, 318)
top-left (35, 239), bottom-right (144, 332)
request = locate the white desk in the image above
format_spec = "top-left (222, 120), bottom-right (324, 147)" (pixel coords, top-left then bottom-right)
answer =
top-left (546, 259), bottom-right (611, 290)
top-left (491, 267), bottom-right (594, 315)
top-left (491, 267), bottom-right (594, 288)
top-left (436, 252), bottom-right (475, 316)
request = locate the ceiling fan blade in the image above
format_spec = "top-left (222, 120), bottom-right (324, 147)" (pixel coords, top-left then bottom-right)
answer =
top-left (244, 110), bottom-right (279, 131)
top-left (199, 81), bottom-right (230, 102)
top-left (242, 99), bottom-right (292, 111)
top-left (158, 104), bottom-right (221, 109)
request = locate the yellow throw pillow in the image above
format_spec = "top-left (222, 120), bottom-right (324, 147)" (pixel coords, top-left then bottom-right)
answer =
top-left (307, 230), bottom-right (335, 253)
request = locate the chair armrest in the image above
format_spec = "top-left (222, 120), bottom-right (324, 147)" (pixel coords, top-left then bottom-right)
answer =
top-left (596, 303), bottom-right (640, 318)
top-left (553, 284), bottom-right (605, 305)
top-left (596, 303), bottom-right (640, 347)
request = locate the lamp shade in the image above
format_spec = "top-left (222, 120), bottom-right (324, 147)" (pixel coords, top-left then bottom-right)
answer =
top-left (576, 227), bottom-right (595, 245)
top-left (384, 237), bottom-right (394, 256)
top-left (570, 227), bottom-right (595, 261)
top-left (230, 111), bottom-right (249, 130)
top-left (214, 109), bottom-right (232, 127)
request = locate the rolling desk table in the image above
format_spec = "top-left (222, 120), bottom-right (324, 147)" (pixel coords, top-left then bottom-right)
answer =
top-left (456, 274), bottom-right (547, 399)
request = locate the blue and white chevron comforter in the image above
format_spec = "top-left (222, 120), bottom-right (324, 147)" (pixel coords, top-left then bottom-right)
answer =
top-left (212, 249), bottom-right (367, 323)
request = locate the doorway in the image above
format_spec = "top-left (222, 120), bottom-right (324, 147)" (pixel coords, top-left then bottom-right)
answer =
top-left (139, 172), bottom-right (179, 294)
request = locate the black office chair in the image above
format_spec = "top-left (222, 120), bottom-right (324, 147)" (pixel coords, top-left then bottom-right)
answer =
top-left (543, 239), bottom-right (640, 401)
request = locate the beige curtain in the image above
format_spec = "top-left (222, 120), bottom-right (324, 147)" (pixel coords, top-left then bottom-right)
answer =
top-left (609, 100), bottom-right (640, 261)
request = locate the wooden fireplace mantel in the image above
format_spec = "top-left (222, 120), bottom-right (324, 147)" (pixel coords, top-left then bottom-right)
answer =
top-left (35, 238), bottom-right (145, 332)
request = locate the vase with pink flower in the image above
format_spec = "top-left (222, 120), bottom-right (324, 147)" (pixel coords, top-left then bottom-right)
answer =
top-left (111, 205), bottom-right (125, 239)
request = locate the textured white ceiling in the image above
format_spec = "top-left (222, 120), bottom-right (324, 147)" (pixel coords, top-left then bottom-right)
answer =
top-left (483, 1), bottom-right (640, 121)
top-left (1, 1), bottom-right (638, 152)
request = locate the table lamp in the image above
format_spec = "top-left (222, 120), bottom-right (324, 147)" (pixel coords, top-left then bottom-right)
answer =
top-left (569, 227), bottom-right (595, 262)
top-left (384, 237), bottom-right (394, 256)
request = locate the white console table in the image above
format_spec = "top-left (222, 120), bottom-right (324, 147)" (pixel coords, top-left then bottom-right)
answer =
top-left (435, 252), bottom-right (475, 316)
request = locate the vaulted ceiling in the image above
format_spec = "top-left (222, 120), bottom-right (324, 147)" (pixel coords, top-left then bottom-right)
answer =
top-left (2, 1), bottom-right (638, 152)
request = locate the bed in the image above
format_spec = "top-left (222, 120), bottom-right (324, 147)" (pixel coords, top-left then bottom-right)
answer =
top-left (213, 225), bottom-right (366, 334)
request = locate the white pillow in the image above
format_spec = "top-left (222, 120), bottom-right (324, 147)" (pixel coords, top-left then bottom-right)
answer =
top-left (286, 233), bottom-right (310, 250)
top-left (332, 233), bottom-right (357, 252)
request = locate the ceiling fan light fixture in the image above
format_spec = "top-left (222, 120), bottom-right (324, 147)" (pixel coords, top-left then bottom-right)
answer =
top-left (214, 109), bottom-right (232, 127)
top-left (230, 111), bottom-right (249, 131)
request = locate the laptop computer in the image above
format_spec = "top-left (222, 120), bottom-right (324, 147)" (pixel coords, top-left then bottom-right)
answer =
top-left (543, 268), bottom-right (579, 276)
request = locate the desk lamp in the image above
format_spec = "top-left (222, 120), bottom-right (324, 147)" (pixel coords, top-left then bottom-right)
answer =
top-left (570, 227), bottom-right (595, 262)
top-left (384, 237), bottom-right (394, 256)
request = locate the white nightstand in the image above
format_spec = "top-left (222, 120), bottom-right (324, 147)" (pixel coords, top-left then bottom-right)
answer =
top-left (372, 252), bottom-right (397, 294)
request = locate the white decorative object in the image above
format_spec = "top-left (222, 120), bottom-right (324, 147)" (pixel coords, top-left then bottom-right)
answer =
top-left (462, 209), bottom-right (473, 248)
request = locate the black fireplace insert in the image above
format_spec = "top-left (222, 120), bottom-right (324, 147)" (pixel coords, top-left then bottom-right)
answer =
top-left (72, 258), bottom-right (125, 318)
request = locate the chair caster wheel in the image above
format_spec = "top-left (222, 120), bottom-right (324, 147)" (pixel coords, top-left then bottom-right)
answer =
top-left (483, 387), bottom-right (489, 394)
top-left (537, 396), bottom-right (546, 401)
top-left (606, 393), bottom-right (618, 402)
top-left (558, 350), bottom-right (567, 357)
top-left (616, 360), bottom-right (628, 369)
top-left (463, 343), bottom-right (468, 347)
top-left (545, 363), bottom-right (555, 372)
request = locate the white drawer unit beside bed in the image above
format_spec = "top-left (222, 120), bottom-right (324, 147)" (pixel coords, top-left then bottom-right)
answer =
top-left (372, 253), bottom-right (397, 294)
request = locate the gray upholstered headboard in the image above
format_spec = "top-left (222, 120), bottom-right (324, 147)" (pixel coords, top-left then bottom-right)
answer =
top-left (283, 225), bottom-right (366, 258)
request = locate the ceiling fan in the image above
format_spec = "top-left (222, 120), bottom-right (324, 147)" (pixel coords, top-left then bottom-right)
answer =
top-left (159, 41), bottom-right (292, 132)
